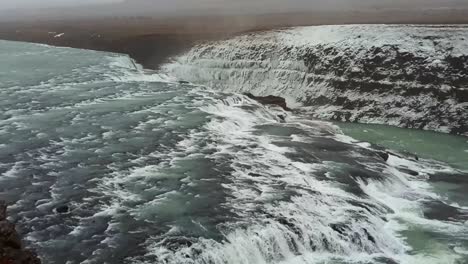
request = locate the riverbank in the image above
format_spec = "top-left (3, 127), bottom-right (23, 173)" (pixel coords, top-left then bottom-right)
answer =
top-left (0, 201), bottom-right (41, 264)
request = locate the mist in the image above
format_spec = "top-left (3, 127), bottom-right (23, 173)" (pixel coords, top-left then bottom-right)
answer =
top-left (0, 0), bottom-right (122, 10)
top-left (1, 0), bottom-right (468, 22)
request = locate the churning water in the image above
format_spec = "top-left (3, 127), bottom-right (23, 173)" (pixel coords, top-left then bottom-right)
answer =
top-left (0, 40), bottom-right (467, 264)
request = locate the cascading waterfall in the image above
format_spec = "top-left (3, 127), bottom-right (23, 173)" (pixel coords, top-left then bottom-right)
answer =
top-left (163, 24), bottom-right (468, 136)
top-left (135, 94), bottom-right (467, 264)
top-left (1, 37), bottom-right (467, 264)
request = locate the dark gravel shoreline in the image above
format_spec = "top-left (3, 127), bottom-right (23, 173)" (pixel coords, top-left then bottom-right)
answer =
top-left (0, 201), bottom-right (41, 264)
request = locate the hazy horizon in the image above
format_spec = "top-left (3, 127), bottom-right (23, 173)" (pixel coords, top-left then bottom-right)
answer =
top-left (1, 0), bottom-right (468, 22)
top-left (0, 0), bottom-right (122, 10)
top-left (3, 0), bottom-right (468, 11)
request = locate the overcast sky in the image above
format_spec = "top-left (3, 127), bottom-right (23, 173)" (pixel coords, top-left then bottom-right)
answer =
top-left (2, 0), bottom-right (468, 15)
top-left (3, 0), bottom-right (468, 9)
top-left (0, 0), bottom-right (122, 10)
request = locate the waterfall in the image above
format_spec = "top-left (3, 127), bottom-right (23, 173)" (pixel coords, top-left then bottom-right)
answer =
top-left (163, 24), bottom-right (468, 136)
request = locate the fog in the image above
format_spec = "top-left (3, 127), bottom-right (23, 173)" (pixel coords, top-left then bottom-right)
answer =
top-left (4, 0), bottom-right (468, 10)
top-left (2, 0), bottom-right (468, 21)
top-left (0, 0), bottom-right (122, 10)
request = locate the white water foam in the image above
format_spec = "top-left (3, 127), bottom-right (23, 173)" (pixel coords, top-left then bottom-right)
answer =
top-left (132, 94), bottom-right (467, 264)
top-left (106, 55), bottom-right (175, 83)
top-left (3, 39), bottom-right (466, 264)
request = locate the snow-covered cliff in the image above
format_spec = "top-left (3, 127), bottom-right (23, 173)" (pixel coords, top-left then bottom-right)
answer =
top-left (164, 25), bottom-right (468, 135)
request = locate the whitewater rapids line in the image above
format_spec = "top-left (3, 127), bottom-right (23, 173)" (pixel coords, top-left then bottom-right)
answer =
top-left (163, 24), bottom-right (468, 136)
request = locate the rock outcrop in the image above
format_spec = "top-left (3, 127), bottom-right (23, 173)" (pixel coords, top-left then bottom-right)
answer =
top-left (244, 93), bottom-right (290, 110)
top-left (0, 201), bottom-right (41, 264)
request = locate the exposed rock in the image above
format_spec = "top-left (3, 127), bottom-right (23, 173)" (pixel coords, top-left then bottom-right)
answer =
top-left (387, 150), bottom-right (419, 161)
top-left (376, 151), bottom-right (390, 162)
top-left (0, 201), bottom-right (41, 264)
top-left (0, 221), bottom-right (22, 249)
top-left (422, 200), bottom-right (468, 221)
top-left (0, 201), bottom-right (6, 221)
top-left (277, 114), bottom-right (286, 122)
top-left (244, 93), bottom-right (290, 111)
top-left (161, 237), bottom-right (196, 251)
top-left (428, 172), bottom-right (468, 184)
top-left (374, 257), bottom-right (399, 264)
top-left (399, 168), bottom-right (419, 176)
top-left (55, 205), bottom-right (69, 214)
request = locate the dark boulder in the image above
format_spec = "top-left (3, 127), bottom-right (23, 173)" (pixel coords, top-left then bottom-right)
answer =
top-left (244, 93), bottom-right (290, 111)
top-left (0, 201), bottom-right (6, 221)
top-left (376, 151), bottom-right (389, 162)
top-left (388, 150), bottom-right (419, 161)
top-left (161, 237), bottom-right (197, 251)
top-left (428, 172), bottom-right (468, 184)
top-left (0, 221), bottom-right (22, 249)
top-left (55, 205), bottom-right (69, 214)
top-left (399, 168), bottom-right (419, 176)
top-left (422, 200), bottom-right (467, 221)
top-left (374, 257), bottom-right (399, 264)
top-left (0, 201), bottom-right (41, 264)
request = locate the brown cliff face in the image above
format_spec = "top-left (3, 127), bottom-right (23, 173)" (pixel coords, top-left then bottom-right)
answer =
top-left (0, 201), bottom-right (41, 264)
top-left (244, 93), bottom-right (290, 111)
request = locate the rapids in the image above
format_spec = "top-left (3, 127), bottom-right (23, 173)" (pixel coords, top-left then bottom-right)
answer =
top-left (0, 36), bottom-right (467, 264)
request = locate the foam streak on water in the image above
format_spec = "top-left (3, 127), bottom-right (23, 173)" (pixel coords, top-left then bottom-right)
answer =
top-left (0, 40), bottom-right (467, 264)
